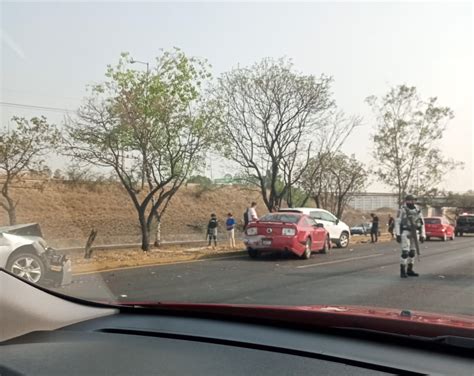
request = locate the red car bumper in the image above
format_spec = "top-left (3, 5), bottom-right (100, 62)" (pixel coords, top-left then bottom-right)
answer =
top-left (244, 235), bottom-right (305, 256)
top-left (425, 230), bottom-right (446, 237)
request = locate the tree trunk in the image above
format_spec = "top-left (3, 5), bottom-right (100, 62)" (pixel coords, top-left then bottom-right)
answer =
top-left (7, 207), bottom-right (17, 226)
top-left (84, 229), bottom-right (98, 259)
top-left (1, 188), bottom-right (17, 225)
top-left (139, 211), bottom-right (150, 252)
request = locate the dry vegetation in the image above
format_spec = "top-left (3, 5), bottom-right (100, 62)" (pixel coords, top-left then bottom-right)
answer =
top-left (2, 180), bottom-right (395, 250)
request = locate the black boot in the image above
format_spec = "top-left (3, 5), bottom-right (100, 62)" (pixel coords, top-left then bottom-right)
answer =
top-left (400, 265), bottom-right (407, 278)
top-left (407, 264), bottom-right (419, 277)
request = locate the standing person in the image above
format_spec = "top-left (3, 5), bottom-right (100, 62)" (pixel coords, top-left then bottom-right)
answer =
top-left (248, 202), bottom-right (258, 222)
top-left (207, 213), bottom-right (218, 249)
top-left (243, 202), bottom-right (258, 230)
top-left (226, 212), bottom-right (236, 248)
top-left (388, 214), bottom-right (395, 239)
top-left (370, 213), bottom-right (379, 243)
top-left (395, 194), bottom-right (425, 278)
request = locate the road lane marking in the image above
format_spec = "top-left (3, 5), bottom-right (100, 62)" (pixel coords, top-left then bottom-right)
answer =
top-left (296, 254), bottom-right (384, 269)
top-left (73, 254), bottom-right (246, 276)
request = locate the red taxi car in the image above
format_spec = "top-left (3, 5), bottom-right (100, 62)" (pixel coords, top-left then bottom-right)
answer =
top-left (424, 216), bottom-right (455, 241)
top-left (244, 212), bottom-right (330, 259)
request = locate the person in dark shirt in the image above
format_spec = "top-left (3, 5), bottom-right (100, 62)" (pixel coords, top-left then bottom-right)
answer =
top-left (207, 213), bottom-right (218, 249)
top-left (370, 213), bottom-right (379, 243)
top-left (388, 214), bottom-right (395, 239)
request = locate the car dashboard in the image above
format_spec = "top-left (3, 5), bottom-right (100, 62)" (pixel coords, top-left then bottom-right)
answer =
top-left (1, 270), bottom-right (473, 376)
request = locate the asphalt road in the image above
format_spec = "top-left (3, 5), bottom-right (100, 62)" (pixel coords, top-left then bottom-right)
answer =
top-left (58, 236), bottom-right (474, 316)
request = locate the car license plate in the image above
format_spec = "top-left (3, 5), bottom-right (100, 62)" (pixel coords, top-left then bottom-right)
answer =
top-left (262, 240), bottom-right (272, 246)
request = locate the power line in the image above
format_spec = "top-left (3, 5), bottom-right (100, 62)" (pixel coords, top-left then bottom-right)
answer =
top-left (0, 101), bottom-right (74, 114)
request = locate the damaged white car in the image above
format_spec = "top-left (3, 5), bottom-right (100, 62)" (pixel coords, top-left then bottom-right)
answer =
top-left (0, 223), bottom-right (72, 286)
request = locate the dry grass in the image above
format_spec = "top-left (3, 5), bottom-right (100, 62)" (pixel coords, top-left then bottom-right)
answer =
top-left (68, 245), bottom-right (245, 274)
top-left (3, 181), bottom-right (264, 248)
top-left (3, 180), bottom-right (396, 252)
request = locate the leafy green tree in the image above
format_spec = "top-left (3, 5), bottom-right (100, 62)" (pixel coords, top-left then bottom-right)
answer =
top-left (66, 50), bottom-right (218, 251)
top-left (0, 116), bottom-right (60, 225)
top-left (187, 175), bottom-right (213, 186)
top-left (366, 85), bottom-right (461, 203)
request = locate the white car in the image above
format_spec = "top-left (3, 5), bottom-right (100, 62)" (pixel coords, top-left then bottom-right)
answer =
top-left (279, 208), bottom-right (351, 248)
top-left (0, 223), bottom-right (72, 286)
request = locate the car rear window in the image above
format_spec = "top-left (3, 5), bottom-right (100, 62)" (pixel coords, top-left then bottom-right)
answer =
top-left (457, 216), bottom-right (474, 224)
top-left (259, 214), bottom-right (300, 223)
top-left (425, 218), bottom-right (441, 224)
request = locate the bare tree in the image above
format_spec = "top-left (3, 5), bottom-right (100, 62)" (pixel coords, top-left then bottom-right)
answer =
top-left (299, 152), bottom-right (367, 218)
top-left (215, 58), bottom-right (335, 212)
top-left (366, 85), bottom-right (461, 203)
top-left (66, 50), bottom-right (218, 251)
top-left (293, 112), bottom-right (361, 208)
top-left (0, 116), bottom-right (59, 225)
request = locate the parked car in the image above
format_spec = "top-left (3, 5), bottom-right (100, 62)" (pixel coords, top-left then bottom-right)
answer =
top-left (0, 223), bottom-right (72, 286)
top-left (424, 217), bottom-right (455, 241)
top-left (350, 223), bottom-right (371, 236)
top-left (279, 208), bottom-right (351, 248)
top-left (243, 212), bottom-right (331, 259)
top-left (455, 214), bottom-right (474, 236)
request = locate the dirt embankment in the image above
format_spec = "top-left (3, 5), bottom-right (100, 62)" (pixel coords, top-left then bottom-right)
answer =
top-left (3, 181), bottom-right (264, 248)
top-left (3, 180), bottom-right (396, 250)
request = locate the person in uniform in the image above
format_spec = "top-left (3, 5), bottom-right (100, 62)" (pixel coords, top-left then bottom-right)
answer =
top-left (395, 194), bottom-right (425, 278)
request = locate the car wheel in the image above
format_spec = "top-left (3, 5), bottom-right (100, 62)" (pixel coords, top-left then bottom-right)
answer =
top-left (248, 248), bottom-right (258, 259)
top-left (6, 253), bottom-right (45, 284)
top-left (336, 232), bottom-right (349, 248)
top-left (301, 238), bottom-right (312, 259)
top-left (426, 236), bottom-right (431, 241)
top-left (320, 236), bottom-right (330, 254)
top-left (442, 234), bottom-right (447, 242)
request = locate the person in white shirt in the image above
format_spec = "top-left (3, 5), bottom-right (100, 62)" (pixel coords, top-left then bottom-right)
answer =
top-left (248, 202), bottom-right (258, 222)
top-left (244, 202), bottom-right (258, 229)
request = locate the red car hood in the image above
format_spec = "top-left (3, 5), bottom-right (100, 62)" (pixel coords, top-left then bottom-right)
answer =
top-left (119, 302), bottom-right (474, 339)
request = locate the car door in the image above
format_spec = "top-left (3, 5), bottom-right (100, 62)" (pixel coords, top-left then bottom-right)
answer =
top-left (310, 210), bottom-right (338, 240)
top-left (298, 217), bottom-right (313, 248)
top-left (308, 218), bottom-right (325, 249)
top-left (442, 217), bottom-right (453, 236)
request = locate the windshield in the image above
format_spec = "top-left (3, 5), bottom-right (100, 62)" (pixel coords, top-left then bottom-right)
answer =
top-left (458, 216), bottom-right (474, 224)
top-left (258, 214), bottom-right (301, 224)
top-left (425, 218), bottom-right (442, 225)
top-left (1, 1), bottom-right (472, 332)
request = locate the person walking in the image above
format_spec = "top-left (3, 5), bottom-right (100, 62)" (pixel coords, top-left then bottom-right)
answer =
top-left (207, 213), bottom-right (218, 249)
top-left (388, 214), bottom-right (395, 239)
top-left (370, 213), bottom-right (379, 243)
top-left (226, 213), bottom-right (236, 248)
top-left (395, 194), bottom-right (425, 278)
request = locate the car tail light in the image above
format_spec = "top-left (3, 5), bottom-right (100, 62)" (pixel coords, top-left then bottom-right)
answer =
top-left (246, 227), bottom-right (257, 236)
top-left (282, 228), bottom-right (296, 236)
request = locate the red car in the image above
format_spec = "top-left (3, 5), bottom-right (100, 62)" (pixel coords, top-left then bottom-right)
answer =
top-left (244, 212), bottom-right (330, 259)
top-left (424, 216), bottom-right (455, 241)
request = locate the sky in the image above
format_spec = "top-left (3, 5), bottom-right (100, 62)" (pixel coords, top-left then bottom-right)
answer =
top-left (1, 1), bottom-right (473, 193)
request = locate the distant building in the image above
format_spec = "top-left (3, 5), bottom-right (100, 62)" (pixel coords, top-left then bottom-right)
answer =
top-left (348, 192), bottom-right (399, 211)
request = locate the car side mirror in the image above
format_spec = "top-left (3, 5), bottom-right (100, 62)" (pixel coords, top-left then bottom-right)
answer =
top-left (335, 219), bottom-right (339, 225)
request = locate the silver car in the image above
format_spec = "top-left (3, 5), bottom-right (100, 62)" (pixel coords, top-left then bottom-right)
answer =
top-left (0, 223), bottom-right (72, 286)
